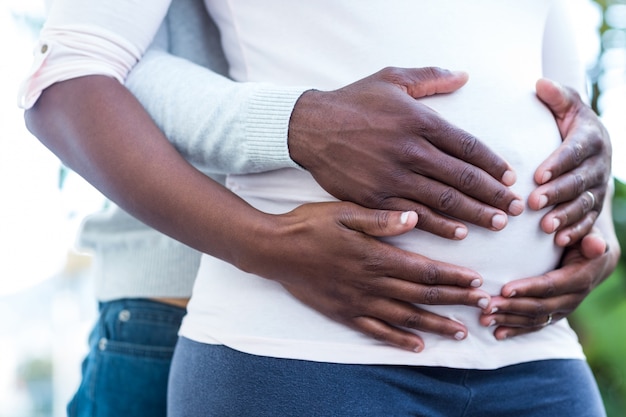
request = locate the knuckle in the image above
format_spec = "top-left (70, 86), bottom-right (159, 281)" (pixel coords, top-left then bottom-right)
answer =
top-left (459, 133), bottom-right (478, 158)
top-left (491, 187), bottom-right (507, 206)
top-left (379, 66), bottom-right (404, 83)
top-left (588, 131), bottom-right (604, 153)
top-left (458, 166), bottom-right (479, 189)
top-left (375, 210), bottom-right (392, 230)
top-left (415, 66), bottom-right (445, 82)
top-left (363, 192), bottom-right (388, 209)
top-left (570, 142), bottom-right (585, 165)
top-left (532, 301), bottom-right (548, 317)
top-left (351, 277), bottom-right (378, 296)
top-left (552, 185), bottom-right (561, 206)
top-left (539, 274), bottom-right (557, 297)
top-left (398, 140), bottom-right (427, 164)
top-left (368, 327), bottom-right (390, 343)
top-left (421, 287), bottom-right (441, 304)
top-left (362, 254), bottom-right (386, 275)
top-left (573, 173), bottom-right (586, 195)
top-left (411, 109), bottom-right (439, 135)
top-left (403, 313), bottom-right (425, 329)
top-left (420, 263), bottom-right (441, 285)
top-left (437, 188), bottom-right (461, 212)
top-left (530, 314), bottom-right (546, 327)
top-left (581, 194), bottom-right (593, 212)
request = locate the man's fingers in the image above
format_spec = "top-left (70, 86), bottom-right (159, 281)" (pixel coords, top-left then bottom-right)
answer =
top-left (374, 277), bottom-right (490, 309)
top-left (399, 140), bottom-right (523, 217)
top-left (418, 109), bottom-right (517, 188)
top-left (383, 66), bottom-right (469, 98)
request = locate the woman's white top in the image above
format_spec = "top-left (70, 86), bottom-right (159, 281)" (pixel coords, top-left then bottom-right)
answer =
top-left (180, 0), bottom-right (588, 369)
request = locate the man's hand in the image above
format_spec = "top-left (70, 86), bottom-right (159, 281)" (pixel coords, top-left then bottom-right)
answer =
top-left (242, 202), bottom-right (491, 353)
top-left (288, 67), bottom-right (525, 241)
top-left (480, 226), bottom-right (620, 339)
top-left (530, 78), bottom-right (611, 246)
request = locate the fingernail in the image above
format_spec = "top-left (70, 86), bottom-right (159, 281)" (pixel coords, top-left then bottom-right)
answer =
top-left (478, 298), bottom-right (489, 309)
top-left (541, 171), bottom-right (552, 184)
top-left (552, 218), bottom-right (561, 232)
top-left (454, 331), bottom-right (466, 340)
top-left (490, 307), bottom-right (498, 314)
top-left (502, 170), bottom-right (516, 186)
top-left (451, 70), bottom-right (468, 78)
top-left (400, 211), bottom-right (411, 224)
top-left (537, 195), bottom-right (548, 210)
top-left (508, 290), bottom-right (517, 298)
top-left (413, 344), bottom-right (424, 353)
top-left (491, 214), bottom-right (507, 230)
top-left (470, 279), bottom-right (481, 288)
top-left (508, 199), bottom-right (524, 216)
top-left (488, 319), bottom-right (497, 327)
top-left (558, 235), bottom-right (571, 246)
top-left (548, 79), bottom-right (566, 93)
top-left (454, 227), bottom-right (468, 240)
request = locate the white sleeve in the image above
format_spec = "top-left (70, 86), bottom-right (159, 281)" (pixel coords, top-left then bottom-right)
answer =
top-left (126, 49), bottom-right (308, 175)
top-left (542, 0), bottom-right (590, 100)
top-left (18, 0), bottom-right (172, 109)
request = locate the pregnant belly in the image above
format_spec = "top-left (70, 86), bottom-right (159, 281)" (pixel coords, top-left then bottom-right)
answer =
top-left (227, 88), bottom-right (564, 294)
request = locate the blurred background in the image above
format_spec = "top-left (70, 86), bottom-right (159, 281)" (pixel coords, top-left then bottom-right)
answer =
top-left (0, 1), bottom-right (625, 416)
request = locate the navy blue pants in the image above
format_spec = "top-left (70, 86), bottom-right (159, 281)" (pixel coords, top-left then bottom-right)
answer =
top-left (67, 299), bottom-right (185, 417)
top-left (169, 337), bottom-right (605, 417)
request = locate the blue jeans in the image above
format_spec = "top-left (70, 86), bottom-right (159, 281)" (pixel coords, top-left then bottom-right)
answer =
top-left (67, 299), bottom-right (185, 417)
top-left (169, 337), bottom-right (606, 417)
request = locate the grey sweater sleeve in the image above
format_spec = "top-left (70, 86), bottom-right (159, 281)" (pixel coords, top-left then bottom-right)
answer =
top-left (126, 52), bottom-right (307, 175)
top-left (124, 0), bottom-right (309, 176)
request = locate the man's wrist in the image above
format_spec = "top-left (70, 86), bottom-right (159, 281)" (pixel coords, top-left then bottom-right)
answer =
top-left (287, 88), bottom-right (325, 170)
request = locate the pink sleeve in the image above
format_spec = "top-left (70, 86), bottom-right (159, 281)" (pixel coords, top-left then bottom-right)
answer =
top-left (18, 0), bottom-right (172, 109)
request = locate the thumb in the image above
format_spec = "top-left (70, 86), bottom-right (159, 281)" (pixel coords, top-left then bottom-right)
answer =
top-left (341, 208), bottom-right (418, 238)
top-left (580, 231), bottom-right (608, 260)
top-left (535, 78), bottom-right (576, 118)
top-left (393, 67), bottom-right (469, 99)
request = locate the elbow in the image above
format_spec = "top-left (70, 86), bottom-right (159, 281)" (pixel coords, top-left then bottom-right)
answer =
top-left (23, 106), bottom-right (41, 138)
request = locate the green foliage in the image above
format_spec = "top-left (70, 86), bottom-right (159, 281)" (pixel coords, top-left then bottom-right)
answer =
top-left (571, 179), bottom-right (626, 416)
top-left (581, 1), bottom-right (626, 412)
top-left (571, 267), bottom-right (626, 415)
top-left (611, 180), bottom-right (626, 253)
